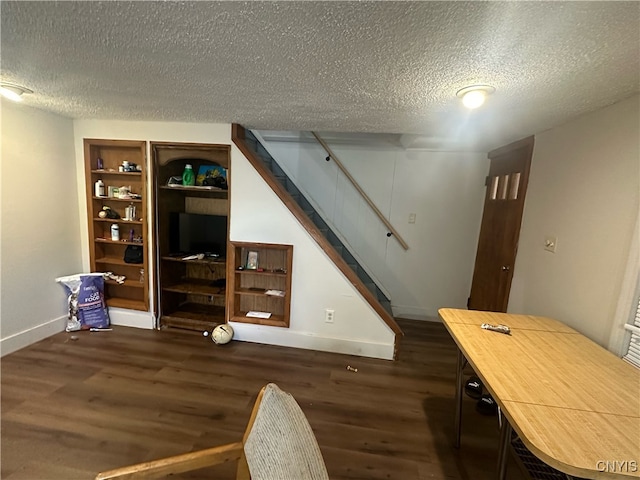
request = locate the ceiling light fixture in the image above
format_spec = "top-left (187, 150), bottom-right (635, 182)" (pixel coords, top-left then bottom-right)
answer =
top-left (456, 85), bottom-right (495, 109)
top-left (0, 82), bottom-right (33, 102)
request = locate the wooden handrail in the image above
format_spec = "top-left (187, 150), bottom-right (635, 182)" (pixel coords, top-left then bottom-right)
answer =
top-left (311, 132), bottom-right (409, 251)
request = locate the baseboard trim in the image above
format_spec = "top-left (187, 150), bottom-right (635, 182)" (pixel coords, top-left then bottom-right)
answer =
top-left (1, 309), bottom-right (154, 357)
top-left (229, 322), bottom-right (394, 360)
top-left (391, 305), bottom-right (439, 321)
top-left (109, 308), bottom-right (155, 329)
top-left (1, 315), bottom-right (67, 357)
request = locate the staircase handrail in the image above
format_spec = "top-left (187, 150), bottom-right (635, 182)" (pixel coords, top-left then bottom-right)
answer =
top-left (311, 132), bottom-right (409, 251)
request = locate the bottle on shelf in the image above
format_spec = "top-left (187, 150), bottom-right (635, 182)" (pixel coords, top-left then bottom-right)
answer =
top-left (182, 164), bottom-right (195, 186)
top-left (111, 224), bottom-right (120, 241)
top-left (125, 203), bottom-right (136, 221)
top-left (95, 179), bottom-right (105, 197)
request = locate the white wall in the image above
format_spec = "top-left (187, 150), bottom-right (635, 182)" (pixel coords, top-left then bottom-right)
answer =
top-left (260, 136), bottom-right (488, 320)
top-left (1, 100), bottom-right (81, 355)
top-left (73, 120), bottom-right (395, 359)
top-left (509, 95), bottom-right (640, 348)
top-left (387, 150), bottom-right (488, 318)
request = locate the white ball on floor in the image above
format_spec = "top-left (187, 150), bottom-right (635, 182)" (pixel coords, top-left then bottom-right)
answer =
top-left (203, 330), bottom-right (209, 337)
top-left (211, 324), bottom-right (234, 345)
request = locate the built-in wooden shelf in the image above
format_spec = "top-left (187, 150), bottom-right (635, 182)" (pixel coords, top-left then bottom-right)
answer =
top-left (84, 138), bottom-right (149, 313)
top-left (95, 256), bottom-right (144, 267)
top-left (162, 279), bottom-right (226, 297)
top-left (106, 297), bottom-right (146, 311)
top-left (92, 169), bottom-right (142, 176)
top-left (95, 238), bottom-right (145, 246)
top-left (93, 196), bottom-right (143, 203)
top-left (233, 269), bottom-right (288, 277)
top-left (105, 279), bottom-right (145, 289)
top-left (152, 141), bottom-right (231, 332)
top-left (94, 218), bottom-right (143, 225)
top-left (159, 185), bottom-right (228, 199)
top-left (160, 304), bottom-right (226, 331)
top-left (227, 241), bottom-right (293, 328)
top-left (161, 256), bottom-right (226, 266)
top-left (232, 311), bottom-right (287, 328)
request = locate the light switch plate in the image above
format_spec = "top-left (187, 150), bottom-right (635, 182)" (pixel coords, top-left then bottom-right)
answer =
top-left (544, 236), bottom-right (557, 253)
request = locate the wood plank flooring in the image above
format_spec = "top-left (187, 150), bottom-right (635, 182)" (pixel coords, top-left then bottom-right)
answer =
top-left (1, 319), bottom-right (527, 480)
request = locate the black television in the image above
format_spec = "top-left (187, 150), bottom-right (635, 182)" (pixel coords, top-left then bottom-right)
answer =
top-left (169, 213), bottom-right (227, 258)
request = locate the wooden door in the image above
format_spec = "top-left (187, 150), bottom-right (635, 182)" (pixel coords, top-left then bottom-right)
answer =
top-left (468, 136), bottom-right (534, 312)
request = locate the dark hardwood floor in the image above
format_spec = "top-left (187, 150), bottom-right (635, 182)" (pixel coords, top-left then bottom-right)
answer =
top-left (1, 319), bottom-right (527, 480)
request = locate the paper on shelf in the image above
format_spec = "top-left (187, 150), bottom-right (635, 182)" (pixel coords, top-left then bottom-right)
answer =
top-left (246, 311), bottom-right (272, 319)
top-left (265, 289), bottom-right (285, 297)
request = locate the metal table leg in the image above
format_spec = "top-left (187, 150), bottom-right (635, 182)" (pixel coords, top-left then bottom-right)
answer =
top-left (497, 416), bottom-right (513, 480)
top-left (454, 347), bottom-right (467, 448)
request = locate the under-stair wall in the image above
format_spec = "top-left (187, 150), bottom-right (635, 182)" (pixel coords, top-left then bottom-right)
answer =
top-left (232, 125), bottom-right (402, 353)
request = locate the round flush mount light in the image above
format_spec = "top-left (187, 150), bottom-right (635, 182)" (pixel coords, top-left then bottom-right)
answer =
top-left (0, 82), bottom-right (33, 102)
top-left (456, 85), bottom-right (495, 109)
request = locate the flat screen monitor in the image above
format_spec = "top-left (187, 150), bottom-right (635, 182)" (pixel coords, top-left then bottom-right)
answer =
top-left (169, 213), bottom-right (227, 258)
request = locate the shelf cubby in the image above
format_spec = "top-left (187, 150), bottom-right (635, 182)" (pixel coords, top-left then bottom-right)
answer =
top-left (227, 242), bottom-right (293, 328)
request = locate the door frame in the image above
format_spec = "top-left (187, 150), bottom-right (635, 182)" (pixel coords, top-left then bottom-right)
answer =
top-left (468, 136), bottom-right (535, 312)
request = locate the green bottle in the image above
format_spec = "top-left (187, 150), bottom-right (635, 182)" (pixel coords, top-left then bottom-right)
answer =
top-left (182, 164), bottom-right (195, 186)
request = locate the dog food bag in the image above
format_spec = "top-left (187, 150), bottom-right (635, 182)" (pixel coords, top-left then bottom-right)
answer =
top-left (56, 273), bottom-right (110, 331)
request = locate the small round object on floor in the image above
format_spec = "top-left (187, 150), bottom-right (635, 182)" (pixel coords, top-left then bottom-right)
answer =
top-left (464, 375), bottom-right (483, 399)
top-left (476, 394), bottom-right (498, 416)
top-left (211, 324), bottom-right (234, 345)
top-left (202, 330), bottom-right (209, 337)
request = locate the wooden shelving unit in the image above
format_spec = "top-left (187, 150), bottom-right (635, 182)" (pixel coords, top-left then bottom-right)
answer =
top-left (84, 138), bottom-right (149, 312)
top-left (159, 185), bottom-right (228, 198)
top-left (227, 242), bottom-right (293, 328)
top-left (152, 142), bottom-right (231, 332)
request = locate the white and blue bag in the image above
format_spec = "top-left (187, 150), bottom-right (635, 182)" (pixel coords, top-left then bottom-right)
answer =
top-left (56, 273), bottom-right (110, 331)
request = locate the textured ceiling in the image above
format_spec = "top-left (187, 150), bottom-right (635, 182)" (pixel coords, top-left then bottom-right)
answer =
top-left (1, 1), bottom-right (639, 151)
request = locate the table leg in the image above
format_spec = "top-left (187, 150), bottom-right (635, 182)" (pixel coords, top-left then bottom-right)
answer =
top-left (454, 347), bottom-right (467, 448)
top-left (497, 416), bottom-right (512, 480)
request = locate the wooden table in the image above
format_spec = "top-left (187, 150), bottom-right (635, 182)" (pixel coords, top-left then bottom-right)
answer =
top-left (439, 308), bottom-right (640, 480)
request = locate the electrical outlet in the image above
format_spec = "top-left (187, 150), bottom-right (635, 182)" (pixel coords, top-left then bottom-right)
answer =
top-left (325, 309), bottom-right (335, 323)
top-left (408, 213), bottom-right (416, 224)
